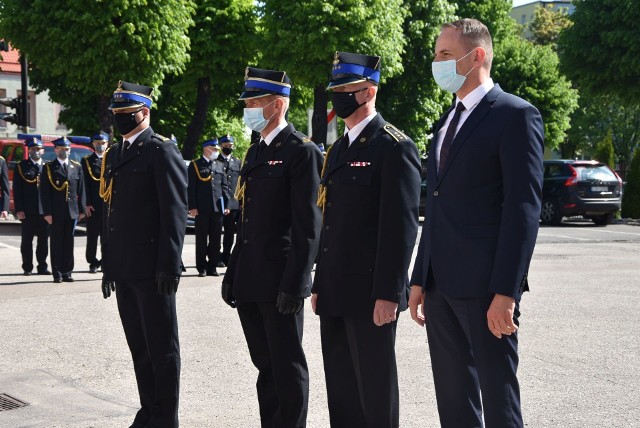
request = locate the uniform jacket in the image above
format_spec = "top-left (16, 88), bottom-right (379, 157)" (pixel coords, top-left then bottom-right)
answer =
top-left (81, 153), bottom-right (105, 216)
top-left (216, 154), bottom-right (241, 210)
top-left (410, 84), bottom-right (544, 300)
top-left (312, 113), bottom-right (422, 317)
top-left (0, 156), bottom-right (9, 212)
top-left (13, 159), bottom-right (42, 216)
top-left (101, 127), bottom-right (188, 281)
top-left (39, 159), bottom-right (85, 220)
top-left (223, 123), bottom-right (323, 302)
top-left (187, 157), bottom-right (227, 214)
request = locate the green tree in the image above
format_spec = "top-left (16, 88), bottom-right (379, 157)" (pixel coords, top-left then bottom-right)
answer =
top-left (160, 0), bottom-right (258, 160)
top-left (529, 5), bottom-right (572, 49)
top-left (622, 148), bottom-right (640, 219)
top-left (260, 0), bottom-right (407, 148)
top-left (564, 93), bottom-right (640, 170)
top-left (492, 36), bottom-right (578, 150)
top-left (593, 129), bottom-right (615, 169)
top-left (558, 0), bottom-right (640, 103)
top-left (377, 0), bottom-right (456, 153)
top-left (452, 0), bottom-right (516, 42)
top-left (0, 0), bottom-right (195, 136)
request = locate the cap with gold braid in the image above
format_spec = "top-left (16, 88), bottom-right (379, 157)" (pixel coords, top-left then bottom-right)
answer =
top-left (108, 80), bottom-right (153, 112)
top-left (327, 51), bottom-right (381, 90)
top-left (239, 67), bottom-right (292, 100)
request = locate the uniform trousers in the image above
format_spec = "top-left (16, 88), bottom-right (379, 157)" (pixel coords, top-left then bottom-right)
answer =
top-left (85, 209), bottom-right (102, 268)
top-left (116, 280), bottom-right (181, 428)
top-left (424, 278), bottom-right (522, 428)
top-left (194, 211), bottom-right (222, 272)
top-left (50, 215), bottom-right (75, 279)
top-left (237, 301), bottom-right (308, 428)
top-left (221, 210), bottom-right (238, 263)
top-left (20, 215), bottom-right (49, 273)
top-left (320, 315), bottom-right (399, 428)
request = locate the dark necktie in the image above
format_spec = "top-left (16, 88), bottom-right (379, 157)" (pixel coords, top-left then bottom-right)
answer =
top-left (257, 140), bottom-right (267, 157)
top-left (121, 140), bottom-right (131, 157)
top-left (62, 162), bottom-right (67, 174)
top-left (438, 102), bottom-right (466, 172)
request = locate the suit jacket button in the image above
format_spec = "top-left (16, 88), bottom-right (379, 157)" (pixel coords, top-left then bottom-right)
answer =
top-left (323, 247), bottom-right (328, 252)
top-left (115, 172), bottom-right (118, 176)
top-left (325, 225), bottom-right (330, 230)
top-left (328, 180), bottom-right (334, 185)
top-left (433, 190), bottom-right (439, 197)
top-left (110, 227), bottom-right (115, 231)
top-left (327, 202), bottom-right (332, 207)
top-left (244, 239), bottom-right (248, 244)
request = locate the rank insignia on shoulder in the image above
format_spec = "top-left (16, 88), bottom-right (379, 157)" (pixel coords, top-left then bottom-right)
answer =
top-left (267, 160), bottom-right (283, 165)
top-left (348, 161), bottom-right (371, 167)
top-left (302, 137), bottom-right (313, 144)
top-left (383, 124), bottom-right (408, 142)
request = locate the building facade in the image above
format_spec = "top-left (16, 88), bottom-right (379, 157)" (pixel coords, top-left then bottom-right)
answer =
top-left (511, 0), bottom-right (575, 39)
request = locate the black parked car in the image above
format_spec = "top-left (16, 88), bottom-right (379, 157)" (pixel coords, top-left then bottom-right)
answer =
top-left (541, 160), bottom-right (622, 226)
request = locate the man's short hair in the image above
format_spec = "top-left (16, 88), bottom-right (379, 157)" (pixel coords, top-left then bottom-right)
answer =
top-left (442, 19), bottom-right (493, 69)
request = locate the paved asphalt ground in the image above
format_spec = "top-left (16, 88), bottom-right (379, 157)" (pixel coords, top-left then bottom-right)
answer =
top-left (0, 218), bottom-right (639, 428)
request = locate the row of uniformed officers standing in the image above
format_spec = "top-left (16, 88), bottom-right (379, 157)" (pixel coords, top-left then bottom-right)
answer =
top-left (16, 18), bottom-right (542, 428)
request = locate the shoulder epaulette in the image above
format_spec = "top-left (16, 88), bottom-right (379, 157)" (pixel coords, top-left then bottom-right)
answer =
top-left (70, 160), bottom-right (81, 166)
top-left (153, 133), bottom-right (172, 143)
top-left (383, 124), bottom-right (408, 142)
top-left (292, 130), bottom-right (311, 144)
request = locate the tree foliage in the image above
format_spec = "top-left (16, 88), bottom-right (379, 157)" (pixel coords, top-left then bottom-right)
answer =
top-left (492, 36), bottom-right (578, 150)
top-left (259, 0), bottom-right (407, 146)
top-left (593, 129), bottom-right (615, 169)
top-left (155, 0), bottom-right (258, 159)
top-left (452, 0), bottom-right (516, 42)
top-left (529, 5), bottom-right (572, 49)
top-left (377, 0), bottom-right (456, 153)
top-left (0, 0), bottom-right (195, 136)
top-left (558, 0), bottom-right (640, 103)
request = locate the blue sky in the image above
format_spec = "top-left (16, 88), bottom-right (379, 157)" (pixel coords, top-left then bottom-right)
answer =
top-left (513, 0), bottom-right (535, 6)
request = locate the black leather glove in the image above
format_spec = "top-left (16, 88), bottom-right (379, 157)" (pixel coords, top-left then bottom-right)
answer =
top-left (276, 291), bottom-right (303, 315)
top-left (221, 282), bottom-right (236, 308)
top-left (102, 279), bottom-right (115, 299)
top-left (156, 272), bottom-right (180, 295)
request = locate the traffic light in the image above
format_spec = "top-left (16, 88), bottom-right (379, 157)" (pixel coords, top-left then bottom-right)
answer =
top-left (0, 97), bottom-right (24, 126)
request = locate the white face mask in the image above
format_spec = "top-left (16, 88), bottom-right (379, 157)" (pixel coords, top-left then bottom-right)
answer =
top-left (243, 99), bottom-right (277, 133)
top-left (431, 48), bottom-right (476, 93)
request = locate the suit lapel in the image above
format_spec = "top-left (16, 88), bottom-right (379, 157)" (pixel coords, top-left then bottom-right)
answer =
top-left (244, 124), bottom-right (293, 174)
top-left (436, 85), bottom-right (503, 184)
top-left (112, 127), bottom-right (152, 171)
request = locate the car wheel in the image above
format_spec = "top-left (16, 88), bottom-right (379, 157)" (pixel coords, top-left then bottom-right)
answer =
top-left (540, 199), bottom-right (562, 225)
top-left (592, 213), bottom-right (613, 226)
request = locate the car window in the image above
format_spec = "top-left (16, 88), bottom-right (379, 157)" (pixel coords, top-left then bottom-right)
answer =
top-left (42, 146), bottom-right (93, 163)
top-left (42, 147), bottom-right (57, 162)
top-left (574, 165), bottom-right (617, 182)
top-left (12, 145), bottom-right (25, 163)
top-left (544, 164), bottom-right (564, 178)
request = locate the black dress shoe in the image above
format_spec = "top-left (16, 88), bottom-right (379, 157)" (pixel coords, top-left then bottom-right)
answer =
top-left (24, 271), bottom-right (32, 276)
top-left (198, 270), bottom-right (206, 277)
top-left (37, 269), bottom-right (51, 275)
top-left (53, 278), bottom-right (62, 283)
top-left (207, 269), bottom-right (220, 277)
top-left (62, 276), bottom-right (74, 283)
top-left (216, 261), bottom-right (226, 268)
top-left (89, 266), bottom-right (98, 274)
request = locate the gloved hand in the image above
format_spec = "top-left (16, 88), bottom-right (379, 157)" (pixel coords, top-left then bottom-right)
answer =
top-left (102, 279), bottom-right (115, 299)
top-left (276, 291), bottom-right (303, 315)
top-left (156, 272), bottom-right (180, 295)
top-left (221, 282), bottom-right (236, 308)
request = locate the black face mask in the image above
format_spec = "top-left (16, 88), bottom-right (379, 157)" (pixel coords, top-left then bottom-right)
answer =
top-left (221, 147), bottom-right (233, 155)
top-left (113, 109), bottom-right (143, 135)
top-left (331, 88), bottom-right (368, 119)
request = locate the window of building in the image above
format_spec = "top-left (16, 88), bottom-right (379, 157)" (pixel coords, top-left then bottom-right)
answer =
top-left (521, 14), bottom-right (526, 24)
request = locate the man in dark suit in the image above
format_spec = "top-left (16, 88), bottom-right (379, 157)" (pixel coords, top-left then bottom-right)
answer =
top-left (408, 19), bottom-right (544, 428)
top-left (13, 138), bottom-right (50, 275)
top-left (188, 138), bottom-right (228, 277)
top-left (311, 51), bottom-right (421, 428)
top-left (40, 137), bottom-right (86, 283)
top-left (221, 67), bottom-right (323, 428)
top-left (0, 154), bottom-right (8, 220)
top-left (216, 134), bottom-right (241, 266)
top-left (82, 132), bottom-right (109, 273)
top-left (100, 81), bottom-right (187, 428)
